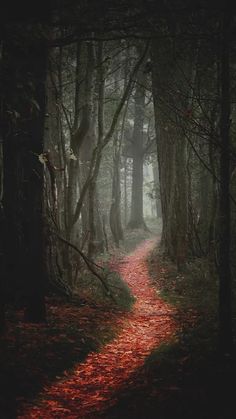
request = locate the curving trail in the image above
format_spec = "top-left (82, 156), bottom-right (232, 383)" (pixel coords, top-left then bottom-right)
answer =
top-left (19, 239), bottom-right (177, 418)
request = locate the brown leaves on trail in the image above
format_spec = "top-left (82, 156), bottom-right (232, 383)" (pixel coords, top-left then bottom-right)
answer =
top-left (19, 239), bottom-right (178, 419)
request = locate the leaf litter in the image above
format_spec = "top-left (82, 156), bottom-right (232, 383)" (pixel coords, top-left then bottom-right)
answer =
top-left (18, 239), bottom-right (178, 418)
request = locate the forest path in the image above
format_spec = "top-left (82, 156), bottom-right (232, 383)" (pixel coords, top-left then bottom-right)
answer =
top-left (20, 239), bottom-right (177, 418)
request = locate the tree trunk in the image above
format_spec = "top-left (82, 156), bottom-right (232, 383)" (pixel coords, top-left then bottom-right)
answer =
top-left (2, 35), bottom-right (48, 322)
top-left (110, 147), bottom-right (124, 246)
top-left (174, 134), bottom-right (188, 270)
top-left (151, 39), bottom-right (189, 266)
top-left (152, 158), bottom-right (162, 218)
top-left (109, 94), bottom-right (126, 246)
top-left (23, 46), bottom-right (48, 322)
top-left (0, 134), bottom-right (5, 332)
top-left (127, 68), bottom-right (146, 229)
top-left (123, 156), bottom-right (128, 226)
top-left (218, 8), bottom-right (233, 354)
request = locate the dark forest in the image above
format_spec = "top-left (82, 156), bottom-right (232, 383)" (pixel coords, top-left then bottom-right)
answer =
top-left (0, 1), bottom-right (236, 418)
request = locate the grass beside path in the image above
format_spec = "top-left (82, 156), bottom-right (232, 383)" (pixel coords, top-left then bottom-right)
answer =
top-left (102, 244), bottom-right (236, 419)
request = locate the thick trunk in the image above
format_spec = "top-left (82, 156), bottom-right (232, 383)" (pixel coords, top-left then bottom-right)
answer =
top-left (70, 41), bottom-right (96, 240)
top-left (151, 39), bottom-right (189, 265)
top-left (123, 156), bottom-right (128, 226)
top-left (87, 41), bottom-right (105, 258)
top-left (88, 181), bottom-right (96, 258)
top-left (2, 36), bottom-right (48, 322)
top-left (0, 137), bottom-right (5, 332)
top-left (152, 158), bottom-right (162, 218)
top-left (71, 42), bottom-right (95, 156)
top-left (218, 8), bottom-right (233, 353)
top-left (110, 151), bottom-right (124, 246)
top-left (23, 46), bottom-right (48, 322)
top-left (174, 135), bottom-right (188, 270)
top-left (0, 37), bottom-right (5, 332)
top-left (128, 154), bottom-right (145, 228)
top-left (156, 128), bottom-right (176, 257)
top-left (80, 126), bottom-right (95, 240)
top-left (128, 69), bottom-right (146, 229)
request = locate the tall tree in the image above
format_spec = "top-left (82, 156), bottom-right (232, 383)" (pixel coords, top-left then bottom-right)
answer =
top-left (218, 6), bottom-right (233, 354)
top-left (2, 25), bottom-right (49, 322)
top-left (151, 37), bottom-right (189, 264)
top-left (128, 62), bottom-right (147, 229)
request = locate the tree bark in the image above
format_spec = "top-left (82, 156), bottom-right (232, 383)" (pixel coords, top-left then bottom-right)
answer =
top-left (218, 7), bottom-right (233, 354)
top-left (151, 39), bottom-right (189, 266)
top-left (110, 147), bottom-right (124, 246)
top-left (152, 158), bottom-right (162, 218)
top-left (0, 133), bottom-right (5, 332)
top-left (127, 68), bottom-right (146, 229)
top-left (2, 33), bottom-right (48, 322)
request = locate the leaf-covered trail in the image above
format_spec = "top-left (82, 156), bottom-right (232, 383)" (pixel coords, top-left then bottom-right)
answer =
top-left (19, 239), bottom-right (177, 418)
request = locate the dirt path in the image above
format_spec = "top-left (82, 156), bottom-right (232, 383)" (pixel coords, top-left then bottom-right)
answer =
top-left (19, 239), bottom-right (177, 418)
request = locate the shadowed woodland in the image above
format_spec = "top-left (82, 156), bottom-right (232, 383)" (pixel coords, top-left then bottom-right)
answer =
top-left (0, 1), bottom-right (236, 418)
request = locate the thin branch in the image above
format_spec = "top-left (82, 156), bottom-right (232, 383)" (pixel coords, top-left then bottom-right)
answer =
top-left (53, 231), bottom-right (114, 296)
top-left (102, 41), bottom-right (150, 150)
top-left (184, 130), bottom-right (236, 206)
top-left (72, 41), bottom-right (150, 226)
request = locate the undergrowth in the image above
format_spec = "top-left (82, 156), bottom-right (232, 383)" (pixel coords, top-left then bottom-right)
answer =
top-left (75, 267), bottom-right (135, 311)
top-left (142, 244), bottom-right (236, 419)
top-left (102, 242), bottom-right (236, 419)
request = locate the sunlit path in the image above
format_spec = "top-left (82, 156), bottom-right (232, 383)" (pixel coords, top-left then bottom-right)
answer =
top-left (19, 239), bottom-right (177, 418)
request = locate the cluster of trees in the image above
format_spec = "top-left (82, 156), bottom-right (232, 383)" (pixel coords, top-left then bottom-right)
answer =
top-left (0, 1), bottom-right (235, 353)
top-left (151, 7), bottom-right (236, 353)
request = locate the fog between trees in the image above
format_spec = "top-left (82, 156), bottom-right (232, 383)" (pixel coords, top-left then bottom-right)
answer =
top-left (0, 0), bottom-right (235, 354)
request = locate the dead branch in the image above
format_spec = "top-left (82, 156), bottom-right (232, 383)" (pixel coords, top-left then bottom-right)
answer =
top-left (53, 231), bottom-right (113, 296)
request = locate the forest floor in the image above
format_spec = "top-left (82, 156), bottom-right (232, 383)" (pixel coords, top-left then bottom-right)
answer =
top-left (0, 232), bottom-right (236, 418)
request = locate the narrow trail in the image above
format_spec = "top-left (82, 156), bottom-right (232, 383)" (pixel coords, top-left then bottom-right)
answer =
top-left (19, 239), bottom-right (177, 418)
